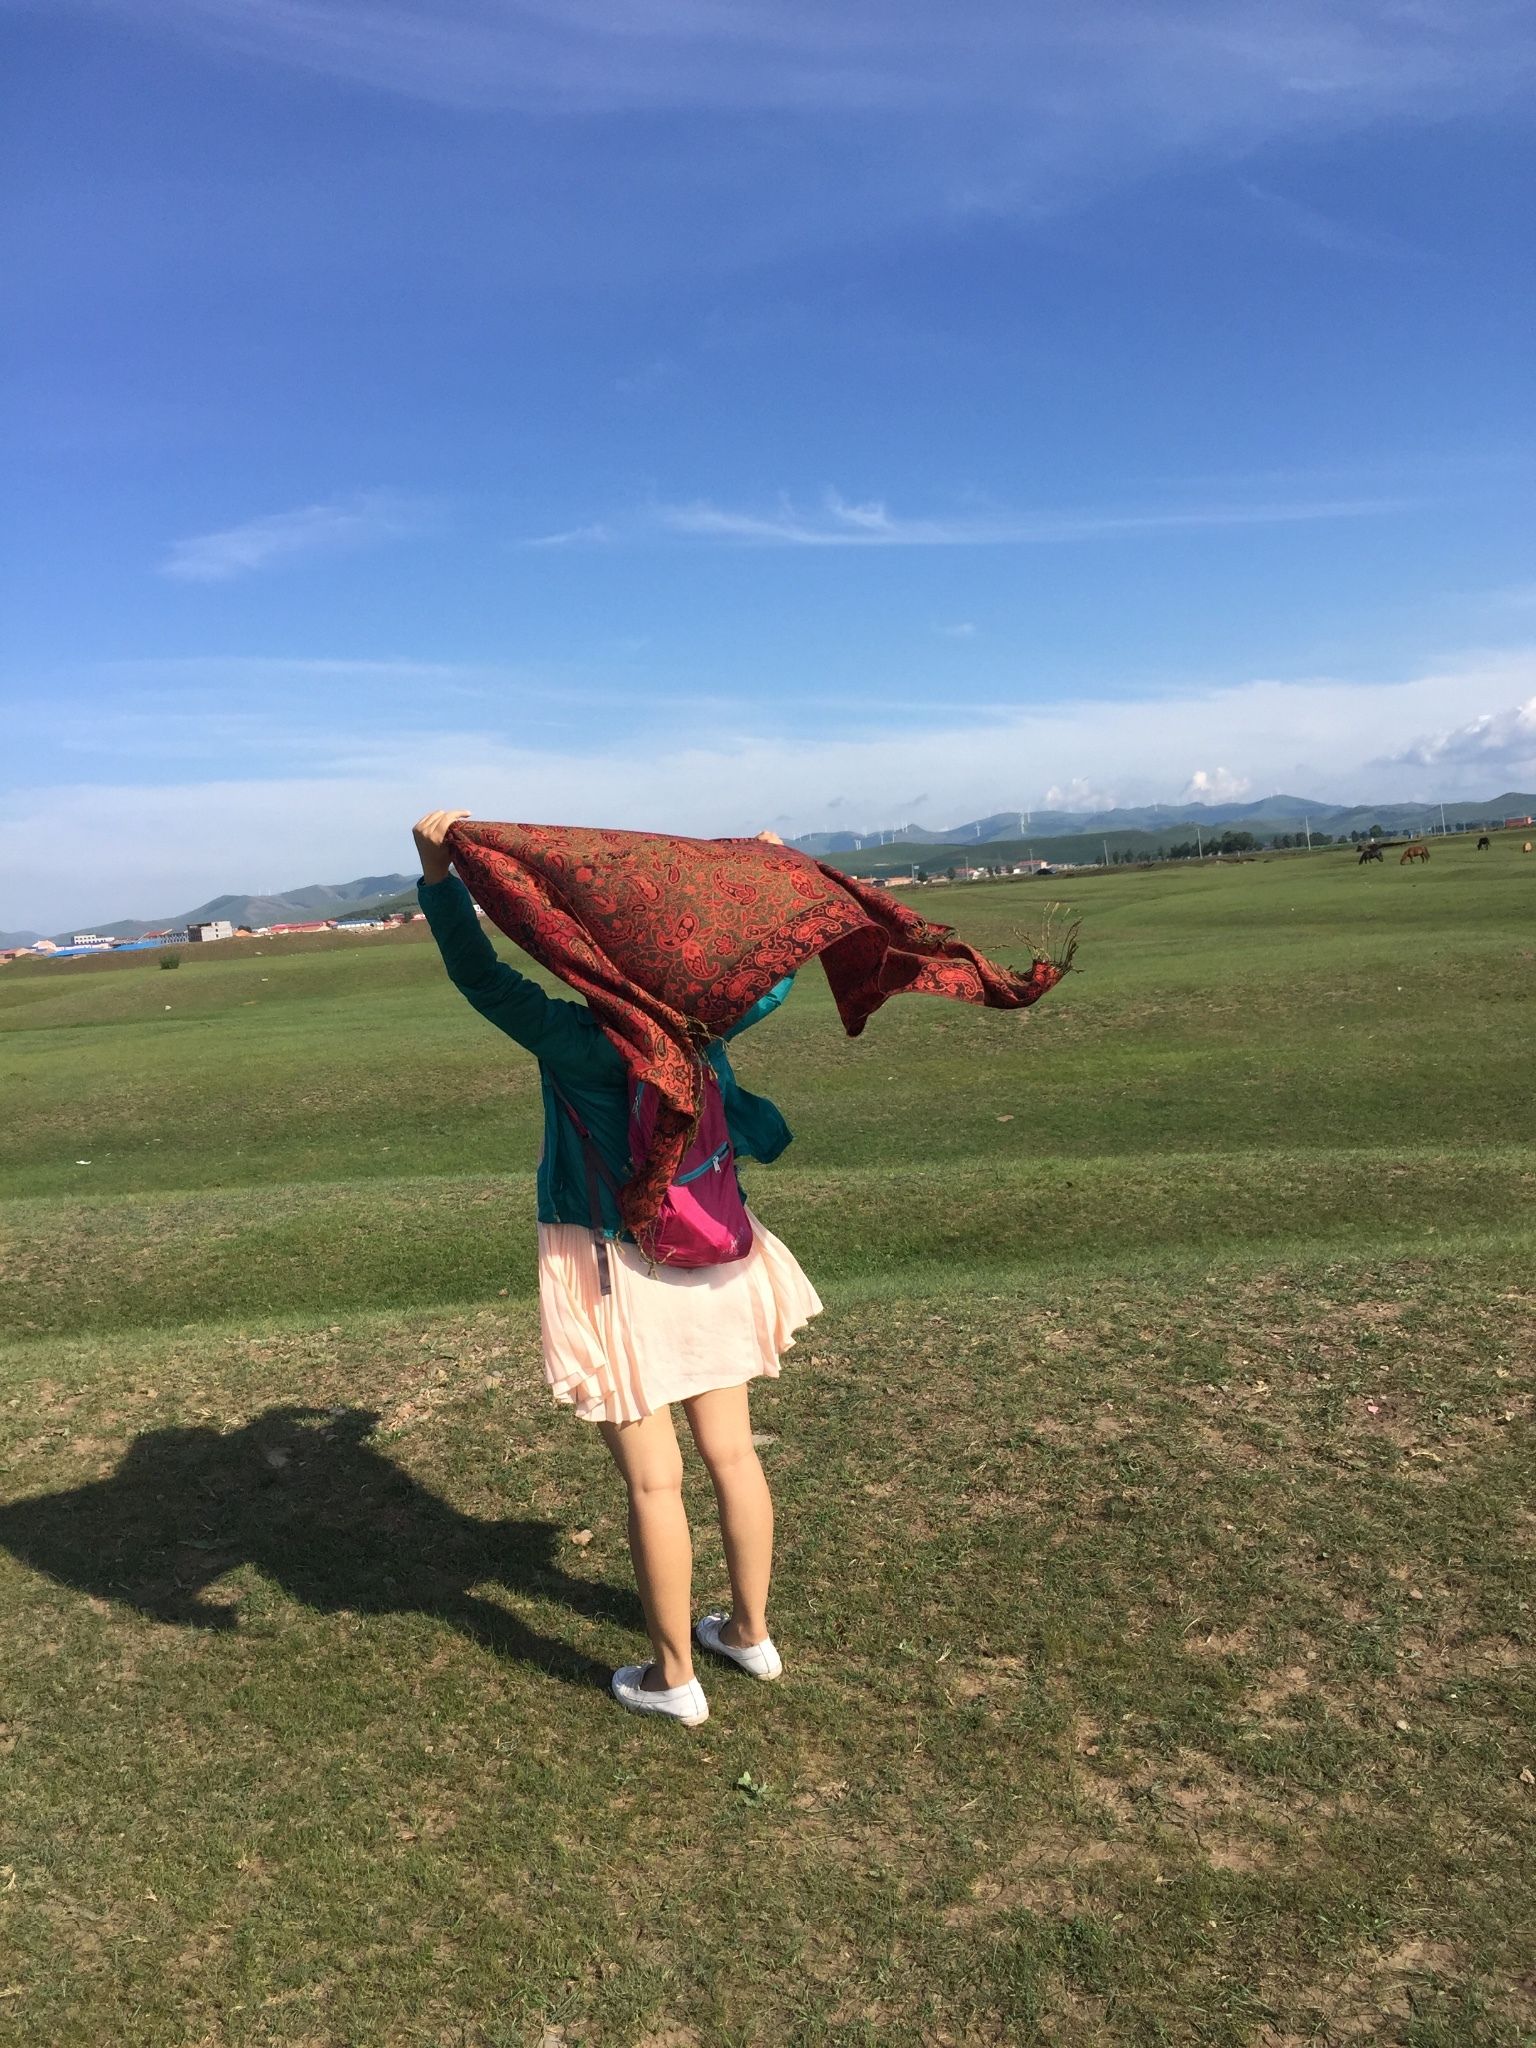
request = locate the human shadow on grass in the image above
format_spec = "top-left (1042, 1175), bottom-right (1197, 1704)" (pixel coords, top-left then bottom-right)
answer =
top-left (0, 1405), bottom-right (641, 1689)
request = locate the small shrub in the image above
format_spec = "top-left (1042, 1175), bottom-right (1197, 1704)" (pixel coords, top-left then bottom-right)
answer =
top-left (159, 953), bottom-right (180, 969)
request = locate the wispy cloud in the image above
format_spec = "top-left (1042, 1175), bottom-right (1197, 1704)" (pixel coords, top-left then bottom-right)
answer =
top-left (101, 2), bottom-right (1533, 133)
top-left (647, 487), bottom-right (1410, 548)
top-left (519, 523), bottom-right (613, 550)
top-left (939, 621), bottom-right (978, 638)
top-left (0, 654), bottom-right (742, 787)
top-left (160, 492), bottom-right (428, 583)
top-left (47, 1), bottom-right (1531, 302)
top-left (1238, 180), bottom-right (1433, 265)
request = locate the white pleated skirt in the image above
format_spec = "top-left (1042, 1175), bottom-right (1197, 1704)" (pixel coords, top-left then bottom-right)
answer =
top-left (536, 1208), bottom-right (823, 1424)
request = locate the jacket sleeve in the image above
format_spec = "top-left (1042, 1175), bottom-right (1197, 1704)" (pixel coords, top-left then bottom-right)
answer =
top-left (721, 974), bottom-right (795, 1042)
top-left (417, 875), bottom-right (625, 1081)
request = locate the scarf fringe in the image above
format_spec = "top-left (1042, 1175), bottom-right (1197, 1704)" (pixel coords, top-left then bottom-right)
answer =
top-left (1017, 906), bottom-right (1080, 981)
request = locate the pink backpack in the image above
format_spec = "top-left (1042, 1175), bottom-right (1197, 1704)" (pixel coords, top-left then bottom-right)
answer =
top-left (554, 1070), bottom-right (754, 1292)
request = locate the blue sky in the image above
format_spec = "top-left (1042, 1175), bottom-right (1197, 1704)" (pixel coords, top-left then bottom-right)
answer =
top-left (2, 0), bottom-right (1534, 929)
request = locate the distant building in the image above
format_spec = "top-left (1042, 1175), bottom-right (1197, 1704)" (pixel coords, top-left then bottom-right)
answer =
top-left (71, 932), bottom-right (109, 947)
top-left (187, 920), bottom-right (235, 942)
top-left (1505, 815), bottom-right (1534, 829)
top-left (267, 920), bottom-right (336, 934)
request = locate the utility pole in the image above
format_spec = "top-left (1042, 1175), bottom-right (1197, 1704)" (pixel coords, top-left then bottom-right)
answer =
top-left (1195, 824), bottom-right (1203, 860)
top-left (1304, 814), bottom-right (1311, 851)
top-left (1103, 837), bottom-right (1110, 867)
top-left (1439, 802), bottom-right (1448, 837)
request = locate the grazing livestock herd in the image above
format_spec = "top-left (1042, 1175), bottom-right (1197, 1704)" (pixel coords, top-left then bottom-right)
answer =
top-left (1355, 832), bottom-right (1530, 868)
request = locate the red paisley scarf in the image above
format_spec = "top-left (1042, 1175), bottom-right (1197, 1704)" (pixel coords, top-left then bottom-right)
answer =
top-left (447, 820), bottom-right (1073, 1231)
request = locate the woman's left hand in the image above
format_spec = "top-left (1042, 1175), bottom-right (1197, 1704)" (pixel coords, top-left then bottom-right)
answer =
top-left (413, 809), bottom-right (470, 885)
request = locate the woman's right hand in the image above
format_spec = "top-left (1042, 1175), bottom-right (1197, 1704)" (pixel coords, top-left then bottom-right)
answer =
top-left (412, 809), bottom-right (470, 885)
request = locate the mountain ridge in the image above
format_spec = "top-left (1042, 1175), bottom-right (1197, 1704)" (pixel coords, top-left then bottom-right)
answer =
top-left (789, 791), bottom-right (1535, 854)
top-left (38, 874), bottom-right (417, 946)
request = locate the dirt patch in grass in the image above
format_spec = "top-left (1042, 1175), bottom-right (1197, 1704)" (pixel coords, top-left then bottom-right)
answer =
top-left (1255, 1937), bottom-right (1467, 2046)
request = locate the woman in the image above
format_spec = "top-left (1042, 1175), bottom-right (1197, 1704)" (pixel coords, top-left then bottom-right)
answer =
top-left (412, 809), bottom-right (821, 1726)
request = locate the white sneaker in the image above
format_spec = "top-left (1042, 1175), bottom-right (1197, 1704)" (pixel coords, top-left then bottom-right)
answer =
top-left (695, 1613), bottom-right (784, 1681)
top-left (610, 1664), bottom-right (710, 1726)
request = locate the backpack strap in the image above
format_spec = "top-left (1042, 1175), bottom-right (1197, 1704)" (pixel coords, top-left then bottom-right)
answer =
top-left (549, 1082), bottom-right (625, 1297)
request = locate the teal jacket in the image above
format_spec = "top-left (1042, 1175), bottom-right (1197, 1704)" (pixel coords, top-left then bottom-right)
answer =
top-left (418, 874), bottom-right (794, 1236)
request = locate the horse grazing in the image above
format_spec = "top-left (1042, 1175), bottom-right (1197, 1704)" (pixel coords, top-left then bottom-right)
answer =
top-left (1400, 843), bottom-right (1430, 865)
top-left (1358, 843), bottom-right (1384, 864)
top-left (1477, 835), bottom-right (1491, 851)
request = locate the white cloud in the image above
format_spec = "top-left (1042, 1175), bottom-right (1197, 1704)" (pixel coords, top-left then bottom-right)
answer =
top-left (939, 622), bottom-right (978, 638)
top-left (7, 649), bottom-right (1533, 932)
top-left (160, 493), bottom-right (428, 583)
top-left (1044, 777), bottom-right (1120, 812)
top-left (1390, 694), bottom-right (1536, 773)
top-left (648, 487), bottom-right (1407, 548)
top-left (1181, 767), bottom-right (1253, 802)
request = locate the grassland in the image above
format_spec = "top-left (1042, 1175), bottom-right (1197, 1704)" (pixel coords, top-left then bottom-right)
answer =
top-left (1, 838), bottom-right (1532, 2046)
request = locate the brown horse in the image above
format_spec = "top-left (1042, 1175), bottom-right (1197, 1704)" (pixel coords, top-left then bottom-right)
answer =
top-left (1400, 843), bottom-right (1430, 864)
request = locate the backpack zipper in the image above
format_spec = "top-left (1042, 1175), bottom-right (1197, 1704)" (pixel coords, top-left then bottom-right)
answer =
top-left (673, 1141), bottom-right (730, 1186)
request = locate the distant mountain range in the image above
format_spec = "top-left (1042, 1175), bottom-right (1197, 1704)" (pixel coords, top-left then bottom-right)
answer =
top-left (7, 787), bottom-right (1533, 947)
top-left (2, 873), bottom-right (416, 949)
top-left (789, 791), bottom-right (1536, 854)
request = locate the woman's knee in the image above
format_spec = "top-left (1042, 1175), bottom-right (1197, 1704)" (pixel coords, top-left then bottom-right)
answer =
top-left (697, 1436), bottom-right (761, 1490)
top-left (683, 1386), bottom-right (758, 1481)
top-left (624, 1447), bottom-right (685, 1504)
top-left (602, 1412), bottom-right (685, 1503)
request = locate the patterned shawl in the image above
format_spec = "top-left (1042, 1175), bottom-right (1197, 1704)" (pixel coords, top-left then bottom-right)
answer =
top-left (447, 820), bottom-right (1072, 1231)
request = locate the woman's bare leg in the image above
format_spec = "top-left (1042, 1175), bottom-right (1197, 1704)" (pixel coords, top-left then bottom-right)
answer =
top-left (599, 1407), bottom-right (695, 1689)
top-left (683, 1382), bottom-right (774, 1647)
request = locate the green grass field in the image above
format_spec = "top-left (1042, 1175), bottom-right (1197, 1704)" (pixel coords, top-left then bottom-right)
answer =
top-left (2, 840), bottom-right (1532, 2045)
